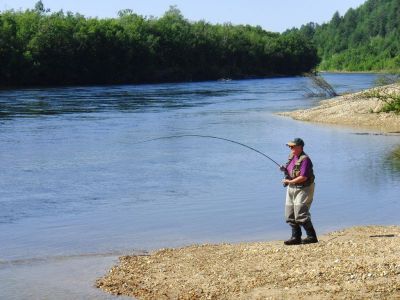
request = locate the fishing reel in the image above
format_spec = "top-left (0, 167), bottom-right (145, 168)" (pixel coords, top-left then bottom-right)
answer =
top-left (280, 165), bottom-right (290, 187)
top-left (283, 174), bottom-right (291, 187)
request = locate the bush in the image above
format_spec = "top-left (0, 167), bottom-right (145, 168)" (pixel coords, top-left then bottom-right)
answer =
top-left (363, 87), bottom-right (400, 114)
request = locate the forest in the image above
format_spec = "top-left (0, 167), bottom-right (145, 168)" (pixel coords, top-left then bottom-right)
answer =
top-left (0, 2), bottom-right (318, 87)
top-left (293, 0), bottom-right (400, 71)
top-left (2, 0), bottom-right (399, 87)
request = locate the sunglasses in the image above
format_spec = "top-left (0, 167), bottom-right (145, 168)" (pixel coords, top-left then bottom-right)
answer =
top-left (288, 145), bottom-right (296, 149)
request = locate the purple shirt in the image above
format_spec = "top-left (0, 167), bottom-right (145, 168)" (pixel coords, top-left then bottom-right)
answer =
top-left (287, 155), bottom-right (312, 178)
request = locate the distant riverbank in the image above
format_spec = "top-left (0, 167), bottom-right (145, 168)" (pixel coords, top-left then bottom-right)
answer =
top-left (97, 225), bottom-right (400, 299)
top-left (277, 83), bottom-right (400, 133)
top-left (0, 7), bottom-right (318, 87)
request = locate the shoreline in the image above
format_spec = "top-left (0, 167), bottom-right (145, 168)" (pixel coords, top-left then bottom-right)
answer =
top-left (276, 83), bottom-right (400, 133)
top-left (318, 70), bottom-right (399, 74)
top-left (97, 225), bottom-right (400, 299)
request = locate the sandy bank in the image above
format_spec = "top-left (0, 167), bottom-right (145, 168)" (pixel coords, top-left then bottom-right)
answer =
top-left (96, 225), bottom-right (400, 299)
top-left (277, 83), bottom-right (400, 132)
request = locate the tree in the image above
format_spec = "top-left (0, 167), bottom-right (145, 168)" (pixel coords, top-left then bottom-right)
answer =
top-left (34, 1), bottom-right (50, 13)
top-left (0, 4), bottom-right (319, 87)
top-left (311, 0), bottom-right (400, 71)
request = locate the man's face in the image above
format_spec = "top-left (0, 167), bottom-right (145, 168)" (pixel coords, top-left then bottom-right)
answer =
top-left (289, 145), bottom-right (302, 156)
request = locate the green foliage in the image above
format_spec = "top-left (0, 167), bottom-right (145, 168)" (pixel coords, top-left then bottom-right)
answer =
top-left (363, 87), bottom-right (400, 114)
top-left (0, 5), bottom-right (318, 87)
top-left (34, 1), bottom-right (45, 13)
top-left (380, 96), bottom-right (400, 114)
top-left (294, 0), bottom-right (400, 72)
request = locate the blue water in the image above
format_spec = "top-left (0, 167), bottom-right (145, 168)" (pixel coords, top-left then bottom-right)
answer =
top-left (0, 73), bottom-right (399, 299)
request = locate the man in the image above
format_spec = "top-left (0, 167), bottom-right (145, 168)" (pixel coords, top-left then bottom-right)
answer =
top-left (281, 138), bottom-right (318, 245)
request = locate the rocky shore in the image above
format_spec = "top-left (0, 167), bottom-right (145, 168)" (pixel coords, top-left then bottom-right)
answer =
top-left (96, 226), bottom-right (400, 299)
top-left (277, 83), bottom-right (400, 133)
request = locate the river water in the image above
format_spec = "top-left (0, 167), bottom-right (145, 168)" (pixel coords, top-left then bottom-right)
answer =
top-left (1, 73), bottom-right (399, 299)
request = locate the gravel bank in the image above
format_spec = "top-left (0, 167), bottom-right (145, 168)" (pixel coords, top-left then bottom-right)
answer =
top-left (96, 225), bottom-right (400, 299)
top-left (277, 83), bottom-right (400, 133)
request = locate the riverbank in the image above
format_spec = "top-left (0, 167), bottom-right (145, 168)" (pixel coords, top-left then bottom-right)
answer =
top-left (96, 225), bottom-right (400, 299)
top-left (277, 83), bottom-right (400, 132)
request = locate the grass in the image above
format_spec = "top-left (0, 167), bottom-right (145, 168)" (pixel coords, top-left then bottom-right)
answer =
top-left (363, 87), bottom-right (400, 114)
top-left (303, 72), bottom-right (338, 98)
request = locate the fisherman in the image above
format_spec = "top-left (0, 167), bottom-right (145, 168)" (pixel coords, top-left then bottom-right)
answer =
top-left (281, 138), bottom-right (318, 245)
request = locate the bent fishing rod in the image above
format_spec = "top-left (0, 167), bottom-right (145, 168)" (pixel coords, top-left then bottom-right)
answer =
top-left (135, 134), bottom-right (281, 168)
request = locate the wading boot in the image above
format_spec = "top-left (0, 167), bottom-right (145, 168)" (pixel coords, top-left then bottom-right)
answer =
top-left (284, 224), bottom-right (302, 245)
top-left (301, 220), bottom-right (318, 244)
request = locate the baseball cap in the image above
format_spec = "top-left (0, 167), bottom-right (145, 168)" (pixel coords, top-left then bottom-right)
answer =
top-left (286, 138), bottom-right (305, 147)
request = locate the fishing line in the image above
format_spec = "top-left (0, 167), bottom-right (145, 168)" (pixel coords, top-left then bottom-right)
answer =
top-left (135, 134), bottom-right (281, 167)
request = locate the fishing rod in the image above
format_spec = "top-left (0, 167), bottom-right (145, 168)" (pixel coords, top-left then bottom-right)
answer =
top-left (135, 134), bottom-right (281, 167)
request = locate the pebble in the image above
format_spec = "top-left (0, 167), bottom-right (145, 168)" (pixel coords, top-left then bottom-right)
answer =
top-left (96, 225), bottom-right (400, 299)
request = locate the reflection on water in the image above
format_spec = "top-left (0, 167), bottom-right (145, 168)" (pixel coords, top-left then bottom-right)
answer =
top-left (0, 73), bottom-right (399, 299)
top-left (0, 72), bottom-right (377, 118)
top-left (385, 145), bottom-right (400, 172)
top-left (0, 85), bottom-right (243, 118)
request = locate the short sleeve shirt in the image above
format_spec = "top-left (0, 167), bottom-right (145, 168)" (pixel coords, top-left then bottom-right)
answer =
top-left (287, 155), bottom-right (312, 178)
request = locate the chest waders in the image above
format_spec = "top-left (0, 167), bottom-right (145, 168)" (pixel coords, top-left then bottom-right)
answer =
top-left (284, 152), bottom-right (318, 245)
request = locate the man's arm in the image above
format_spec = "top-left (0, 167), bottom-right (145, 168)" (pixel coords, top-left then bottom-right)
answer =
top-left (281, 157), bottom-right (310, 185)
top-left (282, 176), bottom-right (308, 185)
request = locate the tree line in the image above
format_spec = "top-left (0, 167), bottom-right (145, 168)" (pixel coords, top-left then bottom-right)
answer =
top-left (291, 0), bottom-right (400, 71)
top-left (0, 2), bottom-right (319, 87)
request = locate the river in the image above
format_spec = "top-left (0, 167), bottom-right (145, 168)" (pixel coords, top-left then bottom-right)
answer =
top-left (0, 73), bottom-right (399, 299)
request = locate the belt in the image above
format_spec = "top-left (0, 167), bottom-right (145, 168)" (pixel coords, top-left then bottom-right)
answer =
top-left (289, 182), bottom-right (313, 188)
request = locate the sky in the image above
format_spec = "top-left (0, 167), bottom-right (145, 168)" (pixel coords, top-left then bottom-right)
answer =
top-left (0, 0), bottom-right (367, 32)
